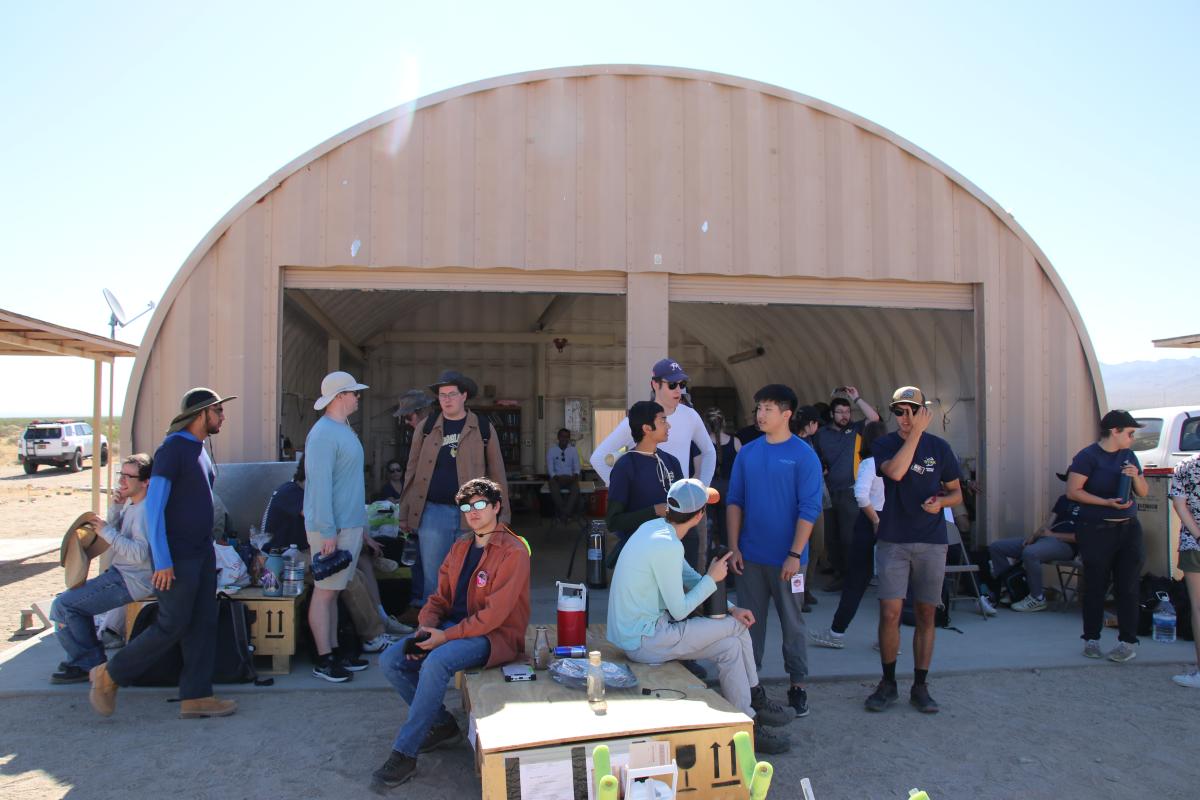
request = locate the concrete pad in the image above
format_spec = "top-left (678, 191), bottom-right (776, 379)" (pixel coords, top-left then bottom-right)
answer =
top-left (0, 537), bottom-right (59, 562)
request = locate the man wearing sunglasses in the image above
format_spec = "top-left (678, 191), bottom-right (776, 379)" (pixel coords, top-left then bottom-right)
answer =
top-left (865, 386), bottom-right (962, 715)
top-left (592, 358), bottom-right (717, 569)
top-left (373, 478), bottom-right (530, 792)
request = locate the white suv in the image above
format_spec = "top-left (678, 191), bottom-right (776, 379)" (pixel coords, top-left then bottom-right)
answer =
top-left (17, 420), bottom-right (109, 474)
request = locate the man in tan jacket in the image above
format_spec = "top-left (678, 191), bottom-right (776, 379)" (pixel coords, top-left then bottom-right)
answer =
top-left (399, 370), bottom-right (509, 605)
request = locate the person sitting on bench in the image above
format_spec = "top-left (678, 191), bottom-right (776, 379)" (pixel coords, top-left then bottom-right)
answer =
top-left (50, 454), bottom-right (155, 684)
top-left (987, 494), bottom-right (1079, 612)
top-left (371, 477), bottom-right (531, 792)
top-left (606, 477), bottom-right (793, 755)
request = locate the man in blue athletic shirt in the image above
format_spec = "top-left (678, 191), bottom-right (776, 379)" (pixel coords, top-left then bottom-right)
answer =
top-left (604, 401), bottom-right (684, 544)
top-left (89, 387), bottom-right (239, 719)
top-left (864, 385), bottom-right (963, 715)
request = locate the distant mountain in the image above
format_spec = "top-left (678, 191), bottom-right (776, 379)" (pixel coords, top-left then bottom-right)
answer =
top-left (1100, 357), bottom-right (1200, 409)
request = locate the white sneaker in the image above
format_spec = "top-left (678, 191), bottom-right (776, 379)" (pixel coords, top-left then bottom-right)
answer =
top-left (362, 633), bottom-right (400, 653)
top-left (1011, 595), bottom-right (1047, 612)
top-left (1171, 668), bottom-right (1200, 688)
top-left (978, 596), bottom-right (998, 616)
top-left (809, 628), bottom-right (845, 649)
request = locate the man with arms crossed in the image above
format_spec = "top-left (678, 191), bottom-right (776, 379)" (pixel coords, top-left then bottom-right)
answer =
top-left (865, 386), bottom-right (963, 714)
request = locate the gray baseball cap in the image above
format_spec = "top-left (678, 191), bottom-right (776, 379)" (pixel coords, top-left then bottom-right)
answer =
top-left (666, 478), bottom-right (719, 515)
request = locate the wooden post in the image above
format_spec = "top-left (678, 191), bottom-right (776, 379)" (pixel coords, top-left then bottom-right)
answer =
top-left (624, 274), bottom-right (670, 408)
top-left (92, 359), bottom-right (102, 514)
top-left (326, 340), bottom-right (340, 373)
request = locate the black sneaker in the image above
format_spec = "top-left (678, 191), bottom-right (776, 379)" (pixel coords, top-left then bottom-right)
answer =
top-left (864, 679), bottom-right (899, 712)
top-left (752, 722), bottom-right (791, 754)
top-left (50, 664), bottom-right (90, 684)
top-left (749, 685), bottom-right (793, 727)
top-left (910, 683), bottom-right (940, 714)
top-left (787, 685), bottom-right (810, 718)
top-left (340, 654), bottom-right (369, 672)
top-left (313, 656), bottom-right (352, 683)
top-left (370, 750), bottom-right (417, 794)
top-left (419, 716), bottom-right (461, 753)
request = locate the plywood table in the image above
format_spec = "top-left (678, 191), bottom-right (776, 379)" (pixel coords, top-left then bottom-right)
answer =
top-left (462, 624), bottom-right (754, 800)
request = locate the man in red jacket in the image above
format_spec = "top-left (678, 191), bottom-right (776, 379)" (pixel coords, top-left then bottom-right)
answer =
top-left (371, 477), bottom-right (531, 793)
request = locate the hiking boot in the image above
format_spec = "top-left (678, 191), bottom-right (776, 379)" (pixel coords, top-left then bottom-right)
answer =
top-left (180, 696), bottom-right (238, 719)
top-left (1083, 639), bottom-right (1103, 659)
top-left (362, 633), bottom-right (400, 653)
top-left (313, 656), bottom-right (352, 683)
top-left (752, 722), bottom-right (791, 755)
top-left (50, 664), bottom-right (90, 684)
top-left (978, 595), bottom-right (998, 616)
top-left (787, 685), bottom-right (810, 718)
top-left (809, 628), bottom-right (845, 649)
top-left (864, 679), bottom-right (898, 712)
top-left (88, 663), bottom-right (118, 716)
top-left (371, 750), bottom-right (417, 794)
top-left (749, 685), bottom-right (793, 727)
top-left (341, 653), bottom-right (370, 672)
top-left (1011, 595), bottom-right (1047, 612)
top-left (1172, 668), bottom-right (1200, 689)
top-left (1107, 642), bottom-right (1137, 663)
top-left (909, 684), bottom-right (939, 714)
top-left (385, 615), bottom-right (415, 635)
top-left (419, 716), bottom-right (461, 753)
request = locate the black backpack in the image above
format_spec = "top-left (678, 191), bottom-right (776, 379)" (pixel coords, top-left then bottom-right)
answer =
top-left (127, 603), bottom-right (184, 687)
top-left (900, 579), bottom-right (951, 629)
top-left (127, 595), bottom-right (271, 687)
top-left (995, 563), bottom-right (1030, 604)
top-left (422, 411), bottom-right (492, 451)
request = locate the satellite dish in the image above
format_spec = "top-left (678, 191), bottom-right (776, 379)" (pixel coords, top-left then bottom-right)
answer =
top-left (103, 288), bottom-right (155, 339)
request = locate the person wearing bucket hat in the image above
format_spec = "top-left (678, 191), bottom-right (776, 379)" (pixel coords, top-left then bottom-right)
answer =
top-left (392, 388), bottom-right (436, 427)
top-left (91, 388), bottom-right (238, 719)
top-left (304, 371), bottom-right (371, 683)
top-left (49, 455), bottom-right (154, 684)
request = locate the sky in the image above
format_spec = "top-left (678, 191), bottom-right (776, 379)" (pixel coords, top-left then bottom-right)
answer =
top-left (1, 1), bottom-right (1197, 416)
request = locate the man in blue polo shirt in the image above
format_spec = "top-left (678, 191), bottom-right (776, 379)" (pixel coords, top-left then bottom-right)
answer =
top-left (865, 386), bottom-right (963, 715)
top-left (89, 387), bottom-right (239, 720)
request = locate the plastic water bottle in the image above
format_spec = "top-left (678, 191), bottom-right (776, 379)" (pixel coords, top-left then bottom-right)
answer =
top-left (586, 650), bottom-right (607, 715)
top-left (1152, 592), bottom-right (1177, 643)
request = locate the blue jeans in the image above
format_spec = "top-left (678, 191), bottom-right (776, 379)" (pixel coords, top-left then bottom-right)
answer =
top-left (417, 503), bottom-right (462, 602)
top-left (50, 567), bottom-right (134, 669)
top-left (380, 622), bottom-right (490, 756)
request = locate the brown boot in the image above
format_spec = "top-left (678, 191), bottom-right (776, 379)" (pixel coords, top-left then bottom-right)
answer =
top-left (89, 663), bottom-right (118, 717)
top-left (179, 696), bottom-right (238, 719)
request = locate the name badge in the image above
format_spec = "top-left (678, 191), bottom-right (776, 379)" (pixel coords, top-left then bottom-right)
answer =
top-left (790, 573), bottom-right (805, 594)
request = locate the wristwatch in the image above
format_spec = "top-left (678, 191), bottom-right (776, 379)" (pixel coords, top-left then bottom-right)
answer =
top-left (787, 550), bottom-right (803, 560)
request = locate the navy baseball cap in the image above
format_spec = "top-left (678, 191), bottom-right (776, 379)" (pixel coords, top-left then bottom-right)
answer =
top-left (652, 358), bottom-right (689, 382)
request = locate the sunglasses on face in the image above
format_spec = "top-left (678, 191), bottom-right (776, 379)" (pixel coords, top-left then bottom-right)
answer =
top-left (658, 380), bottom-right (687, 390)
top-left (387, 467), bottom-right (402, 474)
top-left (459, 499), bottom-right (491, 512)
top-left (891, 405), bottom-right (918, 417)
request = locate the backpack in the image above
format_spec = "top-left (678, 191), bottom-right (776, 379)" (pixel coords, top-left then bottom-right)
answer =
top-left (996, 563), bottom-right (1030, 604)
top-left (422, 411), bottom-right (492, 452)
top-left (127, 603), bottom-right (184, 687)
top-left (302, 594), bottom-right (361, 660)
top-left (213, 593), bottom-right (271, 685)
top-left (900, 579), bottom-right (951, 629)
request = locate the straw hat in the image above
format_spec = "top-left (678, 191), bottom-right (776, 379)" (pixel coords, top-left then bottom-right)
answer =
top-left (60, 512), bottom-right (110, 590)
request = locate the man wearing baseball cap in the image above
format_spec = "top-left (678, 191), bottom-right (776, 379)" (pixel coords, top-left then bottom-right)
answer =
top-left (865, 386), bottom-right (963, 714)
top-left (607, 478), bottom-right (792, 754)
top-left (305, 371), bottom-right (370, 682)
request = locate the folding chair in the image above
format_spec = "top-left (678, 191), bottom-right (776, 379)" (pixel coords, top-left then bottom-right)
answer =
top-left (944, 522), bottom-right (987, 619)
top-left (1053, 558), bottom-right (1083, 607)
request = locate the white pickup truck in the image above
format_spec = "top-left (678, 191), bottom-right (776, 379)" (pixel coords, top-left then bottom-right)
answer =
top-left (1131, 405), bottom-right (1200, 469)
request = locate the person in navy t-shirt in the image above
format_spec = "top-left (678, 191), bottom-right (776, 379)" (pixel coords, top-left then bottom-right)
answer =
top-left (864, 385), bottom-right (962, 716)
top-left (605, 401), bottom-right (683, 543)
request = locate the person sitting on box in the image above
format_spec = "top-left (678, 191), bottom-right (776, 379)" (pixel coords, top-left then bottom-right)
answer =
top-left (371, 477), bottom-right (531, 793)
top-left (606, 477), bottom-right (794, 755)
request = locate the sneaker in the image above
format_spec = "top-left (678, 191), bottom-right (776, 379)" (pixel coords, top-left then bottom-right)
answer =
top-left (370, 750), bottom-right (417, 794)
top-left (385, 615), bottom-right (415, 635)
top-left (978, 595), bottom-right (998, 616)
top-left (749, 685), bottom-right (793, 727)
top-left (909, 683), bottom-right (940, 713)
top-left (787, 685), bottom-right (810, 718)
top-left (1107, 642), bottom-right (1137, 663)
top-left (809, 628), bottom-right (845, 649)
top-left (341, 653), bottom-right (370, 672)
top-left (1011, 595), bottom-right (1047, 612)
top-left (313, 657), bottom-right (352, 683)
top-left (100, 629), bottom-right (125, 649)
top-left (362, 633), bottom-right (400, 653)
top-left (1083, 639), bottom-right (1103, 659)
top-left (50, 664), bottom-right (90, 684)
top-left (1171, 668), bottom-right (1200, 688)
top-left (419, 716), bottom-right (461, 753)
top-left (864, 679), bottom-right (899, 712)
top-left (752, 722), bottom-right (791, 755)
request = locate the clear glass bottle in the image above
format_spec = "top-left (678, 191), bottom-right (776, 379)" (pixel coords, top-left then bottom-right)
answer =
top-left (532, 626), bottom-right (551, 669)
top-left (586, 650), bottom-right (607, 714)
top-left (400, 531), bottom-right (418, 566)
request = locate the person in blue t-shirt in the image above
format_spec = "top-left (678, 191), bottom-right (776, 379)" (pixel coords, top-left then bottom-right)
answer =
top-left (1066, 409), bottom-right (1149, 663)
top-left (605, 401), bottom-right (684, 546)
top-left (728, 384), bottom-right (823, 719)
top-left (986, 492), bottom-right (1080, 612)
top-left (864, 385), bottom-right (962, 716)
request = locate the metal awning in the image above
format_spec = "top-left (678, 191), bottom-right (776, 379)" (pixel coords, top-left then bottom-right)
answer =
top-left (1153, 333), bottom-right (1200, 349)
top-left (1, 308), bottom-right (139, 513)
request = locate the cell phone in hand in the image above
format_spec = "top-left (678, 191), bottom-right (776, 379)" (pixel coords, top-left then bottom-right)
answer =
top-left (404, 630), bottom-right (432, 659)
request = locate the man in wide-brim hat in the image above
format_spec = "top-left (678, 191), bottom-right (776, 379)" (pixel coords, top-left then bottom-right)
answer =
top-left (89, 387), bottom-right (239, 720)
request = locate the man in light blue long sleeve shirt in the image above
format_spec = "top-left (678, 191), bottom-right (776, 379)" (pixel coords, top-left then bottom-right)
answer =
top-left (607, 478), bottom-right (793, 755)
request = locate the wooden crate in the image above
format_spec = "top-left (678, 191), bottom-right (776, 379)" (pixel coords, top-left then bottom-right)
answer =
top-left (463, 625), bottom-right (754, 800)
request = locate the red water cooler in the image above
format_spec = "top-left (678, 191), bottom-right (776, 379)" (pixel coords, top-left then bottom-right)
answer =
top-left (556, 581), bottom-right (588, 648)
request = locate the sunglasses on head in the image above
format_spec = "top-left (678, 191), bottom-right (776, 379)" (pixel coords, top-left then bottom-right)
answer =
top-left (658, 379), bottom-right (687, 390)
top-left (459, 499), bottom-right (491, 512)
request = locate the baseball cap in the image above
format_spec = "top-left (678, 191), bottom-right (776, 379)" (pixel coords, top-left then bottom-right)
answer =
top-left (666, 478), bottom-right (720, 515)
top-left (651, 358), bottom-right (689, 382)
top-left (890, 386), bottom-right (926, 408)
top-left (1100, 410), bottom-right (1144, 431)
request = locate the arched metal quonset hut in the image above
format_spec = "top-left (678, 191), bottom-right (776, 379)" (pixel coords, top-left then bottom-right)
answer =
top-left (123, 65), bottom-right (1105, 541)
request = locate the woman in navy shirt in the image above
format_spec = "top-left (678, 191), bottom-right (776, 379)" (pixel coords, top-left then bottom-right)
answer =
top-left (1065, 409), bottom-right (1149, 663)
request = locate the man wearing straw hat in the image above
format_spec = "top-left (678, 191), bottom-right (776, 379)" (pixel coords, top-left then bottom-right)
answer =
top-left (89, 387), bottom-right (238, 719)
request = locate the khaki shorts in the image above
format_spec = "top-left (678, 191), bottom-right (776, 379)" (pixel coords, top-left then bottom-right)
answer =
top-left (875, 540), bottom-right (948, 605)
top-left (1179, 549), bottom-right (1200, 574)
top-left (305, 527), bottom-right (363, 590)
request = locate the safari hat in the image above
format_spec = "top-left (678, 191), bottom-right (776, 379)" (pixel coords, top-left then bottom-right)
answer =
top-left (167, 387), bottom-right (237, 434)
top-left (314, 371), bottom-right (369, 411)
top-left (60, 511), bottom-right (109, 589)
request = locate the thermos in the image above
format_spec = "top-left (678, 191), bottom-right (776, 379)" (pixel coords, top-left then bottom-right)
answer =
top-left (556, 581), bottom-right (588, 648)
top-left (586, 520), bottom-right (608, 589)
top-left (262, 549), bottom-right (284, 597)
top-left (704, 545), bottom-right (729, 618)
top-left (1117, 459), bottom-right (1132, 503)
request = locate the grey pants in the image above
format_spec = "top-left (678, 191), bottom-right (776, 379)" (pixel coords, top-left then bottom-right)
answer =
top-left (628, 613), bottom-right (759, 718)
top-left (988, 536), bottom-right (1074, 599)
top-left (735, 560), bottom-right (808, 683)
